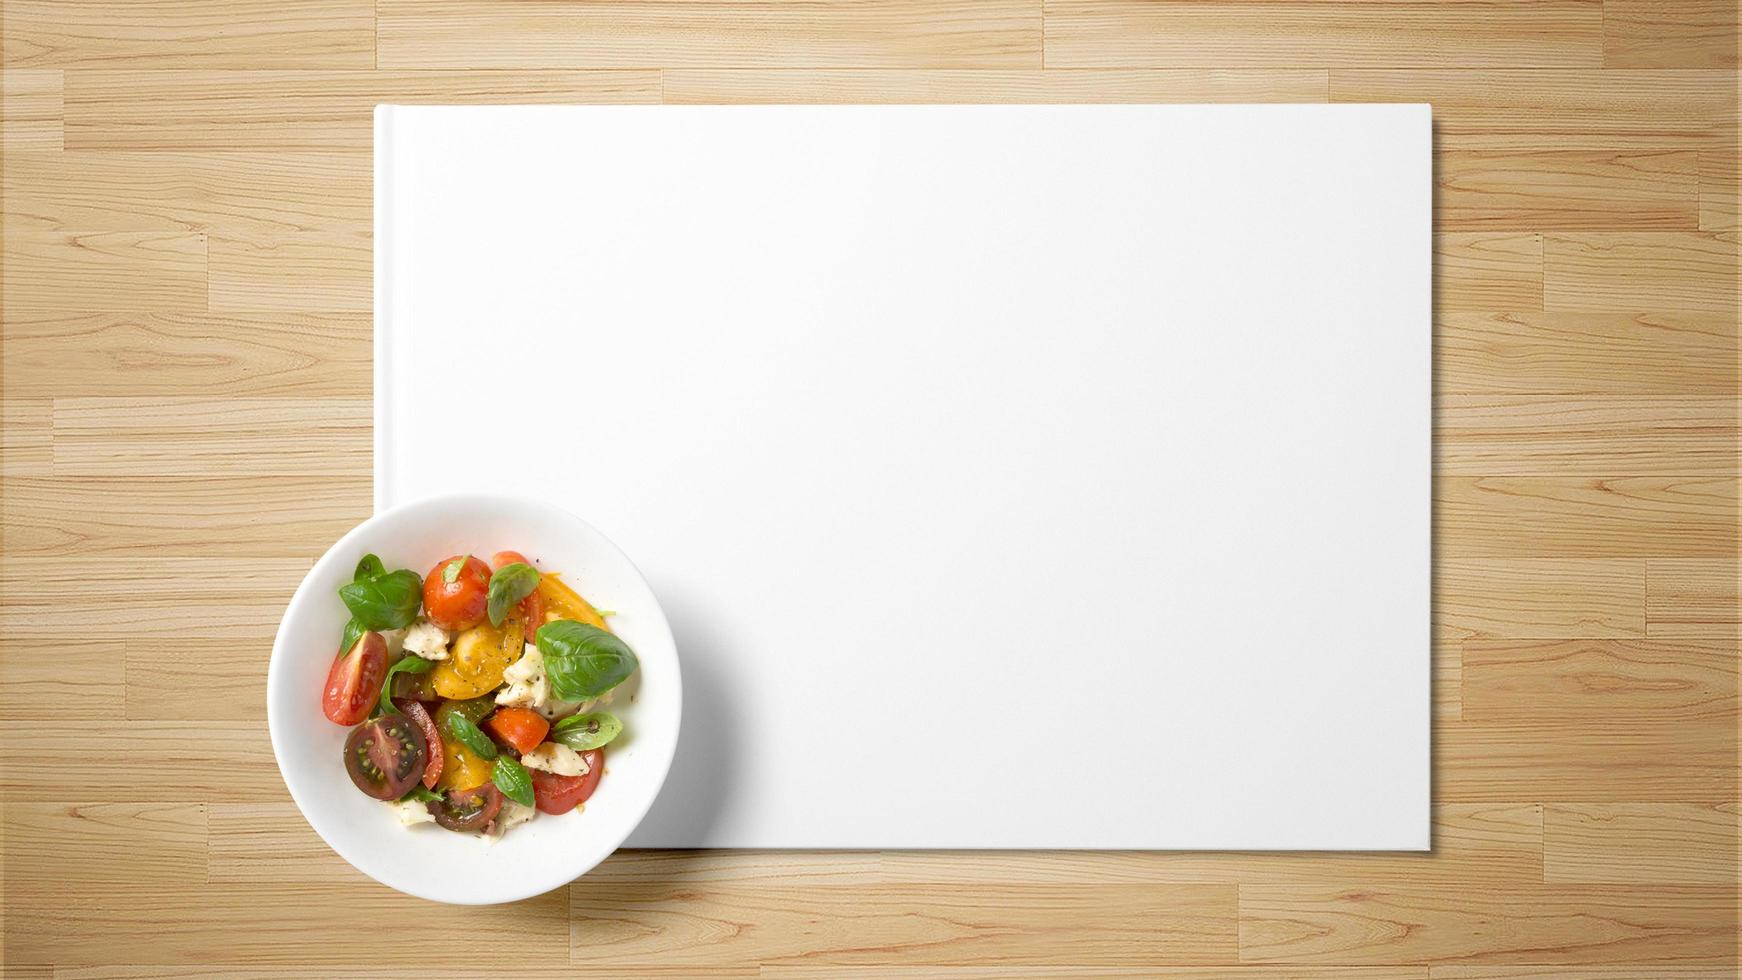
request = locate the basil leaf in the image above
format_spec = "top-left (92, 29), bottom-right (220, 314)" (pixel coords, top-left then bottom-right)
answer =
top-left (492, 756), bottom-right (535, 808)
top-left (536, 620), bottom-right (639, 701)
top-left (486, 562), bottom-right (541, 628)
top-left (354, 554), bottom-right (385, 582)
top-left (551, 712), bottom-right (622, 751)
top-left (378, 655), bottom-right (437, 716)
top-left (400, 785), bottom-right (442, 804)
top-left (445, 712), bottom-right (498, 760)
top-left (339, 618), bottom-right (365, 655)
top-left (441, 555), bottom-right (468, 584)
top-left (339, 568), bottom-right (423, 630)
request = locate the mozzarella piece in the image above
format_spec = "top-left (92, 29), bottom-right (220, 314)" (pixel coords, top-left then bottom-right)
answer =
top-left (521, 741), bottom-right (590, 776)
top-left (402, 618), bottom-right (451, 661)
top-left (496, 644), bottom-right (619, 719)
top-left (496, 800), bottom-right (536, 834)
top-left (391, 800), bottom-right (435, 826)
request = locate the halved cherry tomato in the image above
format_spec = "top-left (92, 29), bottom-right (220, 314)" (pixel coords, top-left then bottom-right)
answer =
top-left (537, 573), bottom-right (608, 631)
top-left (322, 632), bottom-right (388, 725)
top-left (485, 707), bottom-right (549, 755)
top-left (423, 555), bottom-right (490, 631)
top-left (344, 714), bottom-right (427, 801)
top-left (428, 783), bottom-right (503, 833)
top-left (395, 698), bottom-right (444, 788)
top-left (530, 748), bottom-right (604, 814)
top-left (492, 551), bottom-right (546, 641)
top-left (430, 612), bottom-right (524, 699)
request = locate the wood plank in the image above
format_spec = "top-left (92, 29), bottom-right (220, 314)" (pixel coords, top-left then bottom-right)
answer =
top-left (568, 881), bottom-right (1238, 967)
top-left (0, 557), bottom-right (309, 636)
top-left (377, 0), bottom-right (1041, 70)
top-left (761, 970), bottom-right (1428, 979)
top-left (0, 312), bottom-right (371, 398)
top-left (2, 475), bottom-right (367, 557)
top-left (1432, 968), bottom-right (1741, 978)
top-left (2, 882), bottom-right (571, 966)
top-left (1436, 559), bottom-right (1645, 640)
top-left (2, 804), bottom-right (205, 886)
top-left (1042, 0), bottom-right (1602, 68)
top-left (874, 805), bottom-right (1542, 887)
top-left (1698, 146), bottom-right (1738, 230)
top-left (128, 635), bottom-right (278, 722)
top-left (1437, 718), bottom-right (1735, 801)
top-left (586, 849), bottom-right (883, 885)
top-left (209, 231), bottom-right (368, 312)
top-left (3, 150), bottom-right (369, 239)
top-left (1647, 559), bottom-right (1741, 637)
top-left (1544, 803), bottom-right (1738, 884)
top-left (63, 70), bottom-right (662, 151)
top-left (1436, 477), bottom-right (1738, 558)
top-left (1436, 396), bottom-right (1739, 477)
top-left (1436, 312), bottom-right (1737, 395)
top-left (1436, 233), bottom-right (1542, 311)
top-left (207, 803), bottom-right (367, 883)
top-left (1329, 70), bottom-right (1735, 151)
top-left (1601, 0), bottom-right (1740, 68)
top-left (0, 401), bottom-right (52, 477)
top-left (663, 68), bottom-right (1328, 104)
top-left (1437, 150), bottom-right (1700, 230)
top-left (48, 397), bottom-right (369, 477)
top-left (0, 637), bottom-right (124, 720)
top-left (1462, 639), bottom-right (1738, 722)
top-left (1239, 885), bottom-right (1737, 964)
top-left (2, 230), bottom-right (206, 312)
top-left (0, 722), bottom-right (282, 802)
top-left (0, 69), bottom-right (62, 150)
top-left (0, 0), bottom-right (374, 69)
top-left (1544, 232), bottom-right (1738, 313)
top-left (52, 970), bottom-right (756, 979)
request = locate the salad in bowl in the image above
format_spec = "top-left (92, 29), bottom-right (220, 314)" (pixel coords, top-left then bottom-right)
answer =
top-left (267, 494), bottom-right (679, 904)
top-left (324, 549), bottom-right (635, 836)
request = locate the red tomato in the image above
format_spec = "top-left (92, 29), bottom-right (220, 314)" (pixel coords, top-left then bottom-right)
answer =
top-left (492, 550), bottom-right (545, 641)
top-left (530, 749), bottom-right (604, 814)
top-left (321, 632), bottom-right (387, 725)
top-left (422, 555), bottom-right (490, 630)
top-left (484, 707), bottom-right (549, 755)
top-left (396, 698), bottom-right (445, 788)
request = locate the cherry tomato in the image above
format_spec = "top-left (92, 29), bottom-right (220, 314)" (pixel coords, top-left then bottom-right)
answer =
top-left (430, 614), bottom-right (522, 699)
top-left (485, 707), bottom-right (549, 755)
top-left (537, 573), bottom-right (609, 631)
top-left (423, 555), bottom-right (490, 631)
top-left (492, 551), bottom-right (546, 641)
top-left (395, 699), bottom-right (444, 789)
top-left (433, 698), bottom-right (497, 791)
top-left (344, 714), bottom-right (427, 801)
top-left (429, 783), bottom-right (502, 833)
top-left (530, 749), bottom-right (604, 814)
top-left (322, 632), bottom-right (388, 726)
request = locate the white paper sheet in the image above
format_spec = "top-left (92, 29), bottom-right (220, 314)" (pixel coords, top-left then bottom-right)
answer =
top-left (376, 104), bottom-right (1431, 849)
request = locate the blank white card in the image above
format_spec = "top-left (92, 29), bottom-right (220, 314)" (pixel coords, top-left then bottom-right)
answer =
top-left (376, 104), bottom-right (1431, 849)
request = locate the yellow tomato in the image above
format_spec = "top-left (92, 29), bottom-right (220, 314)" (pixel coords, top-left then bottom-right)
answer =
top-left (537, 573), bottom-right (609, 631)
top-left (436, 735), bottom-right (494, 792)
top-left (429, 612), bottom-right (525, 699)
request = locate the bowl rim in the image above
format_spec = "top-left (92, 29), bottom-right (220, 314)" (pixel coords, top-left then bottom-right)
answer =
top-left (265, 490), bottom-right (683, 904)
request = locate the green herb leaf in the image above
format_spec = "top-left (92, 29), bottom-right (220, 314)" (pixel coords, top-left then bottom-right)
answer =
top-left (378, 655), bottom-right (437, 716)
top-left (551, 711), bottom-right (623, 751)
top-left (338, 568), bottom-right (423, 630)
top-left (441, 555), bottom-right (468, 584)
top-left (354, 554), bottom-right (385, 582)
top-left (400, 785), bottom-right (442, 804)
top-left (535, 620), bottom-right (639, 702)
top-left (445, 712), bottom-right (498, 760)
top-left (486, 562), bottom-right (541, 628)
top-left (492, 755), bottom-right (535, 808)
top-left (339, 618), bottom-right (365, 655)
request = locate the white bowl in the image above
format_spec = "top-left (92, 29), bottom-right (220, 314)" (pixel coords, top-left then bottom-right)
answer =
top-left (266, 492), bottom-right (681, 904)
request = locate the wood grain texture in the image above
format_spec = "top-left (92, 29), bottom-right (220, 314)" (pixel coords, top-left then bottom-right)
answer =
top-left (0, 0), bottom-right (1737, 975)
top-left (1, 0), bottom-right (376, 69)
top-left (1042, 0), bottom-right (1603, 68)
top-left (376, 0), bottom-right (1042, 69)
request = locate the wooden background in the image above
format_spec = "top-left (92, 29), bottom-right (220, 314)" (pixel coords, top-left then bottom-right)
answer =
top-left (1, 0), bottom-right (1738, 976)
